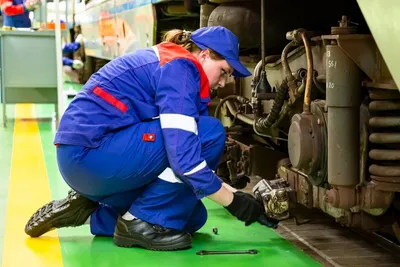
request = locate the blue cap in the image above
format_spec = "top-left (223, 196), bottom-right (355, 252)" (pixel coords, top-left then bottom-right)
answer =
top-left (190, 26), bottom-right (252, 78)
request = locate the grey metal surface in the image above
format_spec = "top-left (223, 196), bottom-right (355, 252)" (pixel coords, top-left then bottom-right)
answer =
top-left (0, 30), bottom-right (58, 126)
top-left (1, 32), bottom-right (57, 87)
top-left (326, 45), bottom-right (361, 187)
top-left (357, 0), bottom-right (400, 90)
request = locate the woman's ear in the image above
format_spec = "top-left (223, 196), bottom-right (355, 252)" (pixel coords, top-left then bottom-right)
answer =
top-left (200, 49), bottom-right (210, 61)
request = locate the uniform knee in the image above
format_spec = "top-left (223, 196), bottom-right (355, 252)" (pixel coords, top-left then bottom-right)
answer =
top-left (184, 203), bottom-right (208, 233)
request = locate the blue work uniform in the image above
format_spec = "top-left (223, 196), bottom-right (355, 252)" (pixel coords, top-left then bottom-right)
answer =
top-left (62, 42), bottom-right (80, 67)
top-left (2, 0), bottom-right (31, 28)
top-left (55, 42), bottom-right (226, 235)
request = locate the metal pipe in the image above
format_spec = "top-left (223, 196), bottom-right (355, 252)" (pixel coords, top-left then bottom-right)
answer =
top-left (226, 100), bottom-right (254, 125)
top-left (326, 45), bottom-right (361, 187)
top-left (301, 32), bottom-right (313, 114)
top-left (55, 0), bottom-right (65, 123)
top-left (214, 95), bottom-right (249, 119)
top-left (261, 0), bottom-right (265, 72)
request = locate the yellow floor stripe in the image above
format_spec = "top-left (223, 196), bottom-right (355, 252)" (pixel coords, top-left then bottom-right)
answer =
top-left (2, 104), bottom-right (63, 267)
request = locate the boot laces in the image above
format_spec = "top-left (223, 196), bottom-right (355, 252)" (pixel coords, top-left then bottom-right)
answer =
top-left (151, 224), bottom-right (167, 233)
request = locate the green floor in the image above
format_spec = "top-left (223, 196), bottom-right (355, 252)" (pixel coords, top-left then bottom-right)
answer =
top-left (0, 85), bottom-right (321, 267)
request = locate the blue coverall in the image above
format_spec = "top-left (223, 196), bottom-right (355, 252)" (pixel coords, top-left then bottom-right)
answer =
top-left (62, 41), bottom-right (80, 68)
top-left (1, 0), bottom-right (31, 28)
top-left (55, 42), bottom-right (226, 236)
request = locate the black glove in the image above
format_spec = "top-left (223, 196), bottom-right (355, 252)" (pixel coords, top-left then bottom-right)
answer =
top-left (225, 191), bottom-right (264, 226)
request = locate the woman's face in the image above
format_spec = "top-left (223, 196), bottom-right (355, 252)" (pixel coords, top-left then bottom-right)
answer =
top-left (198, 50), bottom-right (233, 89)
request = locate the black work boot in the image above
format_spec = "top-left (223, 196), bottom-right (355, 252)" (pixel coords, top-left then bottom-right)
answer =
top-left (25, 190), bottom-right (99, 237)
top-left (113, 217), bottom-right (192, 251)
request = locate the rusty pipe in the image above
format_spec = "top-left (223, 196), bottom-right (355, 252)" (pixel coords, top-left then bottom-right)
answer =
top-left (301, 32), bottom-right (313, 114)
top-left (225, 100), bottom-right (254, 125)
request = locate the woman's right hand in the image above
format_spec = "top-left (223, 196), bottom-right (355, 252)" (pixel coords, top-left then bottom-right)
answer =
top-left (224, 191), bottom-right (264, 226)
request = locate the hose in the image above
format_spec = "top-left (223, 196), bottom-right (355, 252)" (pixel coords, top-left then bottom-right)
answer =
top-left (214, 95), bottom-right (250, 119)
top-left (256, 80), bottom-right (289, 129)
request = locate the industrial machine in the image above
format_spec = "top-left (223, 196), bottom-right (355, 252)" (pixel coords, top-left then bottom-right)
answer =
top-left (73, 0), bottom-right (400, 244)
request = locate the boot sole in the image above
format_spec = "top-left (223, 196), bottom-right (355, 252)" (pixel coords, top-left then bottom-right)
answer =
top-left (113, 233), bottom-right (192, 251)
top-left (25, 199), bottom-right (98, 237)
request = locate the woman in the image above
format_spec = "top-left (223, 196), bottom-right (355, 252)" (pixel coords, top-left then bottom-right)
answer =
top-left (1, 0), bottom-right (40, 28)
top-left (25, 26), bottom-right (273, 251)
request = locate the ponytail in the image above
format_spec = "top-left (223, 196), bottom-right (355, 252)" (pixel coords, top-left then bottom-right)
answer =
top-left (162, 29), bottom-right (223, 60)
top-left (163, 29), bottom-right (191, 45)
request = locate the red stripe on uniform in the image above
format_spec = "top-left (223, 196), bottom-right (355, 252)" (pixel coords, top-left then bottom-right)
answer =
top-left (93, 86), bottom-right (128, 113)
top-left (156, 42), bottom-right (210, 101)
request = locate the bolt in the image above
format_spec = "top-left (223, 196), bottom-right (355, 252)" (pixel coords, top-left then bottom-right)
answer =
top-left (212, 227), bottom-right (218, 235)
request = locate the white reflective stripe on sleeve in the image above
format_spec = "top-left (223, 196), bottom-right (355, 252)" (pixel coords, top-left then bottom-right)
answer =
top-left (158, 167), bottom-right (182, 183)
top-left (152, 46), bottom-right (160, 61)
top-left (160, 114), bottom-right (198, 135)
top-left (184, 160), bottom-right (207, 176)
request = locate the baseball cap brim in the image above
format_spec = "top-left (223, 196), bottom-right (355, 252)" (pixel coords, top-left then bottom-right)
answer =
top-left (227, 58), bottom-right (252, 78)
top-left (194, 42), bottom-right (252, 78)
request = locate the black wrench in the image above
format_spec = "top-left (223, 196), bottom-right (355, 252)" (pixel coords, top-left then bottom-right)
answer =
top-left (196, 249), bottom-right (258, 255)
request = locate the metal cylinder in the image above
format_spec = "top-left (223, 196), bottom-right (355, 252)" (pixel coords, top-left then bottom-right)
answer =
top-left (208, 4), bottom-right (261, 48)
top-left (326, 45), bottom-right (361, 186)
top-left (200, 4), bottom-right (218, 28)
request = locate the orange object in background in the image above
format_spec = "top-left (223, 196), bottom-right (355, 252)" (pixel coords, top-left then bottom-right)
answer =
top-left (46, 21), bottom-right (66, 30)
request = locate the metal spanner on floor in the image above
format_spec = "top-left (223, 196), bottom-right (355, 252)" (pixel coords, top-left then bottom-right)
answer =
top-left (196, 249), bottom-right (258, 255)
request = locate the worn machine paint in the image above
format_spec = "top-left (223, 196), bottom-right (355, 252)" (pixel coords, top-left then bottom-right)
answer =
top-left (68, 0), bottom-right (400, 245)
